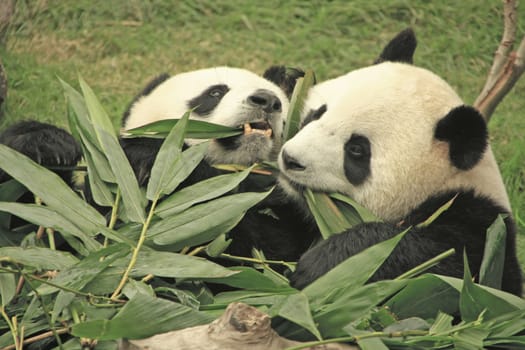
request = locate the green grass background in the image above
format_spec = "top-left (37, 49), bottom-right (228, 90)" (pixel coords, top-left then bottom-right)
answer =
top-left (1, 0), bottom-right (524, 267)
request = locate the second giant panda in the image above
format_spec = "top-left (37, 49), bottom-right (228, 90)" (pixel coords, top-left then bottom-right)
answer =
top-left (278, 57), bottom-right (523, 295)
top-left (0, 65), bottom-right (314, 262)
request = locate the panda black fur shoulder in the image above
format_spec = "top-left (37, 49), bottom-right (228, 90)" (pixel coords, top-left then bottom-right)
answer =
top-left (279, 43), bottom-right (523, 295)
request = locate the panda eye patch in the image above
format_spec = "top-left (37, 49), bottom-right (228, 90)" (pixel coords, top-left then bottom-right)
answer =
top-left (188, 84), bottom-right (230, 116)
top-left (344, 134), bottom-right (371, 186)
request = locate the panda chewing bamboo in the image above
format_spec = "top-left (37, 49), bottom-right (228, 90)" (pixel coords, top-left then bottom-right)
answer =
top-left (279, 46), bottom-right (523, 296)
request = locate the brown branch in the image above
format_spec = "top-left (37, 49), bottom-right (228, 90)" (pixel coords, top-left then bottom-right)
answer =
top-left (1, 328), bottom-right (70, 350)
top-left (474, 0), bottom-right (525, 121)
top-left (474, 34), bottom-right (525, 120)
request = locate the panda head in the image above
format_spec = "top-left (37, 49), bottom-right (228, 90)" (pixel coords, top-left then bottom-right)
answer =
top-left (122, 66), bottom-right (299, 165)
top-left (279, 62), bottom-right (509, 220)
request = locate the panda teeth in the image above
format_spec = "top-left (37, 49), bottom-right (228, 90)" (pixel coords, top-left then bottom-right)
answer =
top-left (243, 123), bottom-right (272, 138)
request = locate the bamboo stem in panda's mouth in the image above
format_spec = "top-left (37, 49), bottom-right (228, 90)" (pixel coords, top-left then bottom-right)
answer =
top-left (243, 122), bottom-right (272, 137)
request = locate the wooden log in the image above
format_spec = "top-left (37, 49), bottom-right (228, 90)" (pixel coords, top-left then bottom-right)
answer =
top-left (119, 302), bottom-right (358, 350)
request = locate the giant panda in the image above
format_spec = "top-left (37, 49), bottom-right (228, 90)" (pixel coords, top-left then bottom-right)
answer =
top-left (0, 65), bottom-right (315, 263)
top-left (278, 53), bottom-right (523, 296)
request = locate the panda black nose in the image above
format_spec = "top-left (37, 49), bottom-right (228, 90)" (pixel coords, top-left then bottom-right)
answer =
top-left (281, 149), bottom-right (305, 171)
top-left (248, 89), bottom-right (282, 113)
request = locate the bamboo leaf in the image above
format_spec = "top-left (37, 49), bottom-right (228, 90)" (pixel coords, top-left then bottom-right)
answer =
top-left (460, 251), bottom-right (517, 322)
top-left (163, 141), bottom-right (209, 193)
top-left (37, 244), bottom-right (129, 295)
top-left (155, 166), bottom-right (253, 217)
top-left (0, 202), bottom-right (102, 252)
top-left (78, 75), bottom-right (116, 138)
top-left (283, 69), bottom-right (315, 141)
top-left (314, 280), bottom-right (407, 338)
top-left (204, 266), bottom-right (292, 291)
top-left (304, 228), bottom-right (410, 303)
top-left (60, 77), bottom-right (100, 149)
top-left (72, 292), bottom-right (214, 340)
top-left (123, 119), bottom-right (243, 139)
top-left (479, 214), bottom-right (507, 290)
top-left (151, 191), bottom-right (270, 249)
top-left (97, 129), bottom-right (146, 223)
top-left (386, 274), bottom-right (460, 320)
top-left (146, 111), bottom-right (189, 200)
top-left (329, 193), bottom-right (380, 222)
top-left (272, 292), bottom-right (322, 340)
top-left (0, 246), bottom-right (78, 270)
top-left (125, 250), bottom-right (238, 279)
top-left (304, 189), bottom-right (351, 239)
top-left (0, 145), bottom-right (106, 232)
top-left (0, 271), bottom-right (16, 306)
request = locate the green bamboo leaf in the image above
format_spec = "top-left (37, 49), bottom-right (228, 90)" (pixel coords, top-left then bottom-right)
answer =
top-left (436, 274), bottom-right (525, 309)
top-left (60, 77), bottom-right (100, 149)
top-left (125, 250), bottom-right (238, 279)
top-left (0, 202), bottom-right (102, 252)
top-left (78, 75), bottom-right (116, 138)
top-left (479, 214), bottom-right (507, 290)
top-left (0, 144), bottom-right (106, 233)
top-left (72, 292), bottom-right (214, 340)
top-left (329, 193), bottom-right (380, 222)
top-left (283, 69), bottom-right (315, 141)
top-left (271, 292), bottom-right (322, 340)
top-left (429, 311), bottom-right (454, 334)
top-left (204, 266), bottom-right (291, 291)
top-left (460, 251), bottom-right (517, 322)
top-left (155, 166), bottom-right (253, 217)
top-left (304, 189), bottom-right (350, 239)
top-left (304, 228), bottom-right (410, 304)
top-left (37, 244), bottom-right (129, 295)
top-left (0, 246), bottom-right (79, 270)
top-left (484, 309), bottom-right (525, 338)
top-left (0, 271), bottom-right (16, 306)
top-left (314, 280), bottom-right (407, 338)
top-left (151, 191), bottom-right (270, 248)
top-left (97, 129), bottom-right (146, 223)
top-left (147, 111), bottom-right (189, 200)
top-left (205, 233), bottom-right (232, 257)
top-left (51, 291), bottom-right (75, 324)
top-left (123, 119), bottom-right (243, 139)
top-left (163, 141), bottom-right (209, 193)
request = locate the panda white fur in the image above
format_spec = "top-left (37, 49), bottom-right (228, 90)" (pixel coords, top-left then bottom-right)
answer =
top-left (279, 59), bottom-right (523, 295)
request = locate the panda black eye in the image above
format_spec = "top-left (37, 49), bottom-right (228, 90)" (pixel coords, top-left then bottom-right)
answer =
top-left (344, 134), bottom-right (370, 159)
top-left (209, 89), bottom-right (224, 98)
top-left (347, 144), bottom-right (363, 157)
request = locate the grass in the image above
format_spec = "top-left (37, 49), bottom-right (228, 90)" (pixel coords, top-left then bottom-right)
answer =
top-left (1, 0), bottom-right (524, 265)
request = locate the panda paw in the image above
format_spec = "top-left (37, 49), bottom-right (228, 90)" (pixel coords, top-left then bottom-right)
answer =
top-left (0, 120), bottom-right (81, 167)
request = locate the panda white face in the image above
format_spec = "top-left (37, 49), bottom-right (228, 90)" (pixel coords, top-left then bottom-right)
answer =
top-left (123, 67), bottom-right (289, 165)
top-left (279, 62), bottom-right (509, 220)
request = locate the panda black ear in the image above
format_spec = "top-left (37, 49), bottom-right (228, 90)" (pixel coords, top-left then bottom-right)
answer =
top-left (374, 28), bottom-right (417, 64)
top-left (263, 65), bottom-right (307, 98)
top-left (434, 105), bottom-right (488, 170)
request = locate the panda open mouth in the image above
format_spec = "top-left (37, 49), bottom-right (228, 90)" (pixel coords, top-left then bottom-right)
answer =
top-left (242, 122), bottom-right (272, 138)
